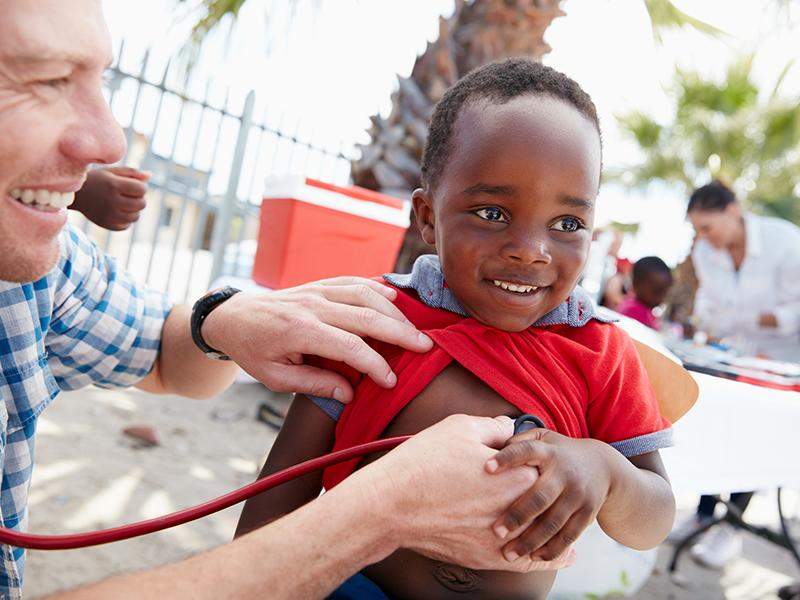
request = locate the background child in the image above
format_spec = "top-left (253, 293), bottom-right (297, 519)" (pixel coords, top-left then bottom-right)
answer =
top-left (236, 58), bottom-right (675, 599)
top-left (618, 256), bottom-right (674, 330)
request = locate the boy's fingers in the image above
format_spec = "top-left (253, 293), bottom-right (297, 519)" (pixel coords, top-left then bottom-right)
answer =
top-left (254, 362), bottom-right (354, 403)
top-left (502, 495), bottom-right (576, 560)
top-left (115, 195), bottom-right (147, 213)
top-left (493, 476), bottom-right (560, 538)
top-left (486, 431), bottom-right (551, 473)
top-left (107, 166), bottom-right (151, 181)
top-left (116, 178), bottom-right (149, 198)
top-left (531, 509), bottom-right (593, 562)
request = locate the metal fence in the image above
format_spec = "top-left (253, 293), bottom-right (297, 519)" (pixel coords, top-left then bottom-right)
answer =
top-left (77, 40), bottom-right (356, 303)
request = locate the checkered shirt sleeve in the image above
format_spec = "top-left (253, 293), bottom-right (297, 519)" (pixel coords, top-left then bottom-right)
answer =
top-left (46, 226), bottom-right (173, 390)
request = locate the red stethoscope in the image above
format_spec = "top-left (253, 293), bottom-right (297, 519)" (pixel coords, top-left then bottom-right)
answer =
top-left (0, 415), bottom-right (544, 550)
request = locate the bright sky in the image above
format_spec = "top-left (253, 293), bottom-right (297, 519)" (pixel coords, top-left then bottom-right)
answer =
top-left (102, 0), bottom-right (800, 266)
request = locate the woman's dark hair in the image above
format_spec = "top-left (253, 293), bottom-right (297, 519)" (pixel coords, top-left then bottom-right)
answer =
top-left (687, 180), bottom-right (737, 214)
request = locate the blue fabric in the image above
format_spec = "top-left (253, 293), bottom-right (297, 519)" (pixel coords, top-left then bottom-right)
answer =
top-left (328, 573), bottom-right (389, 599)
top-left (0, 224), bottom-right (172, 596)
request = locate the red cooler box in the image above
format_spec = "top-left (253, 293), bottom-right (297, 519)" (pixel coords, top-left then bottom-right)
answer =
top-left (252, 177), bottom-right (410, 289)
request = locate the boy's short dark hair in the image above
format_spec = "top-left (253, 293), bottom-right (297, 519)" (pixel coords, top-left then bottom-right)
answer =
top-left (632, 256), bottom-right (672, 286)
top-left (687, 180), bottom-right (736, 213)
top-left (421, 57), bottom-right (602, 191)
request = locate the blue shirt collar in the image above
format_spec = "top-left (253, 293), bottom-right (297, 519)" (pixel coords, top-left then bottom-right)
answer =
top-left (383, 254), bottom-right (614, 328)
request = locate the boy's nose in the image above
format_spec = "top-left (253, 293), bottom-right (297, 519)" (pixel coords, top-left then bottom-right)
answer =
top-left (501, 235), bottom-right (552, 264)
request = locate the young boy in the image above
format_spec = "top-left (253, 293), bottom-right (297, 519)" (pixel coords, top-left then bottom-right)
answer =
top-left (237, 59), bottom-right (675, 599)
top-left (618, 256), bottom-right (673, 330)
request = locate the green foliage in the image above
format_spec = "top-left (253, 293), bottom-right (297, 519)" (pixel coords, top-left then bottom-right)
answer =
top-left (178, 0), bottom-right (248, 46)
top-left (614, 56), bottom-right (800, 224)
top-left (644, 0), bottom-right (726, 44)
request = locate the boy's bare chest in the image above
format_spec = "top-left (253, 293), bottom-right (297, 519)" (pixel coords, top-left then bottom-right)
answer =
top-left (359, 360), bottom-right (554, 599)
top-left (383, 360), bottom-right (522, 438)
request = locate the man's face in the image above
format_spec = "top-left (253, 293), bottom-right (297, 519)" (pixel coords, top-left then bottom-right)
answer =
top-left (0, 0), bottom-right (125, 282)
top-left (413, 95), bottom-right (601, 332)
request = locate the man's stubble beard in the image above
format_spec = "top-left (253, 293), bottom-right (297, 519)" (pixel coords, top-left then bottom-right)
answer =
top-left (0, 234), bottom-right (61, 283)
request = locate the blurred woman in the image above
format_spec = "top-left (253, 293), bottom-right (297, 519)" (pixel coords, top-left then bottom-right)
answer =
top-left (688, 180), bottom-right (800, 362)
top-left (671, 180), bottom-right (800, 570)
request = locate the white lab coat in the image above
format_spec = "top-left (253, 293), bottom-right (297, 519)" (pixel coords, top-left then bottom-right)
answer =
top-left (692, 213), bottom-right (800, 362)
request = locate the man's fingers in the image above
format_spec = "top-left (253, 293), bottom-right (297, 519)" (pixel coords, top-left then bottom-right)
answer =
top-left (304, 322), bottom-right (397, 388)
top-left (315, 276), bottom-right (397, 300)
top-left (320, 284), bottom-right (411, 324)
top-left (493, 476), bottom-right (560, 540)
top-left (322, 302), bottom-right (431, 354)
top-left (471, 415), bottom-right (515, 450)
top-left (253, 362), bottom-right (354, 403)
top-left (486, 431), bottom-right (551, 473)
top-left (506, 546), bottom-right (577, 573)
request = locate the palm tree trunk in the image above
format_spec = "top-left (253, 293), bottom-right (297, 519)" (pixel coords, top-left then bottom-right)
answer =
top-left (350, 0), bottom-right (565, 272)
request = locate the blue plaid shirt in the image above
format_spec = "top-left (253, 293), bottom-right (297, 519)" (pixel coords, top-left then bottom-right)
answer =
top-left (0, 225), bottom-right (172, 597)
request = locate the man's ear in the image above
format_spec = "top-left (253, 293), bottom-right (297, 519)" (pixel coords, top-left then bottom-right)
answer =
top-left (412, 188), bottom-right (436, 246)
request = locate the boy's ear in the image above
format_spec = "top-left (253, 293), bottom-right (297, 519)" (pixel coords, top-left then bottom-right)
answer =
top-left (412, 188), bottom-right (437, 246)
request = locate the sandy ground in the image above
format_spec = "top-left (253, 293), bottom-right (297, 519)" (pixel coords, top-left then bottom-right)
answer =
top-left (21, 382), bottom-right (800, 599)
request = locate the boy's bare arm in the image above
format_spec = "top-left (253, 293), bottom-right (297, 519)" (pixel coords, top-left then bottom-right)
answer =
top-left (235, 394), bottom-right (336, 537)
top-left (596, 449), bottom-right (674, 550)
top-left (486, 430), bottom-right (675, 561)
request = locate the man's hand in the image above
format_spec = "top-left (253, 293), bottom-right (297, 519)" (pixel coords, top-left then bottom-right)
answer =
top-left (759, 312), bottom-right (779, 329)
top-left (486, 428), bottom-right (617, 562)
top-left (72, 166), bottom-right (149, 230)
top-left (354, 414), bottom-right (575, 572)
top-left (201, 277), bottom-right (433, 402)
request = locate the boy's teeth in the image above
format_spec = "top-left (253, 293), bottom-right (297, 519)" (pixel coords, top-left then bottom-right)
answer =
top-left (9, 188), bottom-right (75, 209)
top-left (492, 279), bottom-right (539, 293)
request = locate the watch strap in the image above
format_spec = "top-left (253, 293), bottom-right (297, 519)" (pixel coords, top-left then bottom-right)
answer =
top-left (191, 286), bottom-right (241, 360)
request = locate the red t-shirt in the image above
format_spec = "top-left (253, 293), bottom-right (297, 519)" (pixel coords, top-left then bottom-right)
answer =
top-left (311, 285), bottom-right (670, 490)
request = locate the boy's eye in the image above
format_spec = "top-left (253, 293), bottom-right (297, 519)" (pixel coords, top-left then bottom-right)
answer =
top-left (551, 216), bottom-right (584, 232)
top-left (474, 207), bottom-right (508, 223)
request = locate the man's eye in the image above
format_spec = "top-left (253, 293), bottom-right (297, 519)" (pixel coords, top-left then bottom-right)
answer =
top-left (474, 207), bottom-right (507, 223)
top-left (38, 77), bottom-right (70, 89)
top-left (551, 216), bottom-right (583, 232)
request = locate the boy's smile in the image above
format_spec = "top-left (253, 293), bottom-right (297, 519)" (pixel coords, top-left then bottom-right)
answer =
top-left (413, 94), bottom-right (602, 332)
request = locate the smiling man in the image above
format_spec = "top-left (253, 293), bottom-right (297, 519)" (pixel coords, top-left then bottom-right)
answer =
top-left (0, 2), bottom-right (557, 598)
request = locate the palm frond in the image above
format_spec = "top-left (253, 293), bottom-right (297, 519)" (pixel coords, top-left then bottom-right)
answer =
top-left (644, 0), bottom-right (727, 44)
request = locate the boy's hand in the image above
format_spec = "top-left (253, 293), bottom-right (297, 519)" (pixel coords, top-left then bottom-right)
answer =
top-left (486, 429), bottom-right (618, 562)
top-left (72, 166), bottom-right (150, 231)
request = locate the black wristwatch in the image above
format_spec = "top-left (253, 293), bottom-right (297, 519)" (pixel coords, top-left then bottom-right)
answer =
top-left (191, 285), bottom-right (241, 360)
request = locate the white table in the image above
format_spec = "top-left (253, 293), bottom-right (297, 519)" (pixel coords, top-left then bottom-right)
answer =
top-left (663, 372), bottom-right (800, 496)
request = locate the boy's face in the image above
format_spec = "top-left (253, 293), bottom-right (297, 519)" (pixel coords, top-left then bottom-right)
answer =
top-left (635, 271), bottom-right (672, 309)
top-left (414, 95), bottom-right (602, 332)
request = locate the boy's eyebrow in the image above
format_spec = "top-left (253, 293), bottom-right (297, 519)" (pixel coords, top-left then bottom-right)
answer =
top-left (461, 183), bottom-right (515, 196)
top-left (559, 195), bottom-right (594, 210)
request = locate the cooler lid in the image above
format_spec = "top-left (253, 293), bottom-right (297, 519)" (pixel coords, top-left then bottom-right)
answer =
top-left (263, 176), bottom-right (410, 227)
